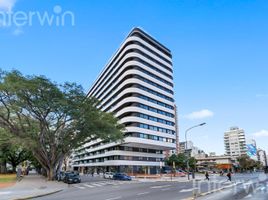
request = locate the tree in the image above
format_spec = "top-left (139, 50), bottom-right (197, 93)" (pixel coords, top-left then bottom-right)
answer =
top-left (165, 154), bottom-right (178, 168)
top-left (188, 157), bottom-right (197, 170)
top-left (0, 144), bottom-right (30, 172)
top-left (165, 153), bottom-right (190, 170)
top-left (0, 128), bottom-right (32, 173)
top-left (0, 70), bottom-right (124, 180)
top-left (177, 153), bottom-right (187, 169)
top-left (237, 155), bottom-right (262, 171)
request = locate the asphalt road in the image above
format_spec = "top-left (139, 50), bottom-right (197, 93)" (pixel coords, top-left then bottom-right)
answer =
top-left (34, 173), bottom-right (267, 200)
top-left (198, 173), bottom-right (268, 200)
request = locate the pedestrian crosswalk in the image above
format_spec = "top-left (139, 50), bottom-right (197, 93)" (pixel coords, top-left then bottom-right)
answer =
top-left (72, 180), bottom-right (136, 190)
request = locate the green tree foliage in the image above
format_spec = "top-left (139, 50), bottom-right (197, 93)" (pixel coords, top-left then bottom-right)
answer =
top-left (0, 70), bottom-right (124, 180)
top-left (0, 144), bottom-right (30, 172)
top-left (188, 157), bottom-right (197, 169)
top-left (165, 153), bottom-right (195, 170)
top-left (237, 155), bottom-right (262, 171)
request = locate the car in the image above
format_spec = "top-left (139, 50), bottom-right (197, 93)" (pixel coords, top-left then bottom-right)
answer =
top-left (57, 171), bottom-right (79, 181)
top-left (63, 173), bottom-right (81, 184)
top-left (104, 172), bottom-right (114, 179)
top-left (113, 173), bottom-right (132, 181)
top-left (175, 170), bottom-right (186, 177)
top-left (162, 169), bottom-right (172, 174)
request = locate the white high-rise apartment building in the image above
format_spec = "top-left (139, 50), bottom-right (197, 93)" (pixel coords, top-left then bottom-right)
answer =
top-left (72, 28), bottom-right (176, 174)
top-left (224, 127), bottom-right (247, 158)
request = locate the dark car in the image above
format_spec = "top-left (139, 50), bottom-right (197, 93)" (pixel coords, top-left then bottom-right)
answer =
top-left (57, 171), bottom-right (79, 181)
top-left (113, 173), bottom-right (132, 181)
top-left (63, 173), bottom-right (81, 184)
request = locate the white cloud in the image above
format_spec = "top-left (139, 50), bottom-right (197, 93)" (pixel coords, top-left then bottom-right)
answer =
top-left (0, 0), bottom-right (23, 35)
top-left (184, 109), bottom-right (214, 120)
top-left (0, 0), bottom-right (17, 11)
top-left (252, 130), bottom-right (268, 137)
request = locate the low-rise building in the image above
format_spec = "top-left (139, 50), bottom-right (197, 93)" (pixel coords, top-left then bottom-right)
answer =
top-left (196, 155), bottom-right (235, 172)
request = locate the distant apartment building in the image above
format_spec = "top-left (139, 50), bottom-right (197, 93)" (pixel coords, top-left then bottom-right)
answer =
top-left (179, 141), bottom-right (193, 153)
top-left (224, 127), bottom-right (247, 158)
top-left (179, 141), bottom-right (206, 158)
top-left (72, 28), bottom-right (176, 174)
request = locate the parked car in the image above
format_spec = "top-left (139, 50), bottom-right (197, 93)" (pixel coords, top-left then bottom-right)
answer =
top-left (113, 173), bottom-right (132, 181)
top-left (104, 172), bottom-right (114, 179)
top-left (63, 173), bottom-right (81, 184)
top-left (57, 171), bottom-right (79, 181)
top-left (176, 170), bottom-right (186, 177)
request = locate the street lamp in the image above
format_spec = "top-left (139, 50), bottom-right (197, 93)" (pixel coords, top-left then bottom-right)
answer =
top-left (185, 123), bottom-right (206, 180)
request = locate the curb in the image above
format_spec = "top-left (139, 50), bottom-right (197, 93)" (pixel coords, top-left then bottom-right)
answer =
top-left (13, 189), bottom-right (63, 200)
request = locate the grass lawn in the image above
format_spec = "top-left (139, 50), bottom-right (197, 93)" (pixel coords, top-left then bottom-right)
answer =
top-left (0, 174), bottom-right (16, 182)
top-left (0, 174), bottom-right (16, 188)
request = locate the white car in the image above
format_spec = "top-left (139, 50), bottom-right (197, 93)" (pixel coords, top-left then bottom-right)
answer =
top-left (104, 172), bottom-right (114, 179)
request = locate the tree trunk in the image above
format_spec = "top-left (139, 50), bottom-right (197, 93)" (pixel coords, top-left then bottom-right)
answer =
top-left (56, 156), bottom-right (64, 174)
top-left (47, 166), bottom-right (56, 181)
top-left (0, 160), bottom-right (7, 174)
top-left (11, 162), bottom-right (17, 173)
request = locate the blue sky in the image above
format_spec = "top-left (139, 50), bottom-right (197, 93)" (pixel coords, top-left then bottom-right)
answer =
top-left (1, 0), bottom-right (268, 155)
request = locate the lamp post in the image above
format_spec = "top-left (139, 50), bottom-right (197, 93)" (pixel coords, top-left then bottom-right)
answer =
top-left (185, 123), bottom-right (206, 180)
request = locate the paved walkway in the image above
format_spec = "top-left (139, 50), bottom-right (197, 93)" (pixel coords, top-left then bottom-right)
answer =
top-left (0, 173), bottom-right (67, 200)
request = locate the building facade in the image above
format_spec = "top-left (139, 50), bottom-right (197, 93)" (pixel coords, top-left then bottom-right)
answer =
top-left (224, 127), bottom-right (247, 158)
top-left (72, 28), bottom-right (176, 175)
top-left (179, 141), bottom-right (193, 153)
top-left (196, 156), bottom-right (235, 172)
top-left (179, 141), bottom-right (206, 159)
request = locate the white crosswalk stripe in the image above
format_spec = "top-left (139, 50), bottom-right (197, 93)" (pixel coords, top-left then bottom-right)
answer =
top-left (72, 181), bottom-right (135, 190)
top-left (73, 185), bottom-right (86, 189)
top-left (84, 184), bottom-right (95, 188)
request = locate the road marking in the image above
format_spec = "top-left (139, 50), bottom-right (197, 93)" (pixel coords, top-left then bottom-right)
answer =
top-left (83, 184), bottom-right (95, 188)
top-left (224, 183), bottom-right (236, 188)
top-left (150, 184), bottom-right (171, 189)
top-left (73, 185), bottom-right (86, 189)
top-left (106, 182), bottom-right (119, 185)
top-left (96, 182), bottom-right (108, 185)
top-left (105, 196), bottom-right (122, 200)
top-left (137, 192), bottom-right (150, 196)
top-left (161, 188), bottom-right (171, 191)
top-left (0, 191), bottom-right (12, 195)
top-left (180, 188), bottom-right (194, 193)
top-left (91, 183), bottom-right (104, 187)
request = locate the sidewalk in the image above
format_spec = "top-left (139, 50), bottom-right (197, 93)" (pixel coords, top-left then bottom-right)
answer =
top-left (0, 173), bottom-right (67, 200)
